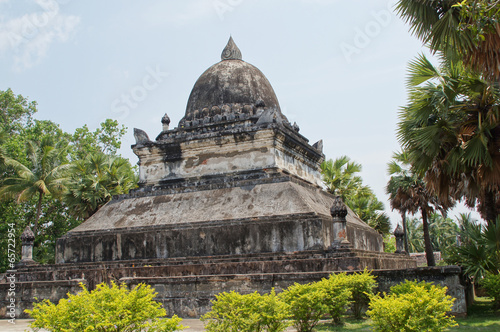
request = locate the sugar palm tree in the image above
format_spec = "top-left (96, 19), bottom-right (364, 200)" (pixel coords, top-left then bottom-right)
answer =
top-left (398, 53), bottom-right (500, 225)
top-left (65, 152), bottom-right (137, 220)
top-left (386, 151), bottom-right (413, 252)
top-left (0, 138), bottom-right (70, 236)
top-left (396, 0), bottom-right (500, 80)
top-left (385, 151), bottom-right (453, 265)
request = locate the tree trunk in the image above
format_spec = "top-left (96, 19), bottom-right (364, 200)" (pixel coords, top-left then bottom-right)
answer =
top-left (421, 208), bottom-right (435, 266)
top-left (483, 189), bottom-right (498, 226)
top-left (401, 211), bottom-right (409, 253)
top-left (33, 192), bottom-right (43, 237)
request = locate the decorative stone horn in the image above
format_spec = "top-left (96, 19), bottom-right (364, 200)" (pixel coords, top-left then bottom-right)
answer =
top-left (330, 196), bottom-right (350, 248)
top-left (394, 224), bottom-right (405, 253)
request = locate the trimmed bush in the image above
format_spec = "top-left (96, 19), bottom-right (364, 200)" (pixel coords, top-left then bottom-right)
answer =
top-left (342, 269), bottom-right (377, 319)
top-left (480, 272), bottom-right (500, 309)
top-left (280, 282), bottom-right (329, 332)
top-left (259, 289), bottom-right (292, 332)
top-left (317, 273), bottom-right (352, 324)
top-left (25, 281), bottom-right (185, 332)
top-left (201, 290), bottom-right (290, 332)
top-left (367, 280), bottom-right (457, 332)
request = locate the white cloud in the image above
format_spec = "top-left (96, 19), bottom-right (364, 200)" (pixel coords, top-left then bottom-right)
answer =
top-left (0, 0), bottom-right (80, 71)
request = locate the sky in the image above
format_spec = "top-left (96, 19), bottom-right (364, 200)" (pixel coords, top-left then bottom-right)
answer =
top-left (0, 0), bottom-right (482, 226)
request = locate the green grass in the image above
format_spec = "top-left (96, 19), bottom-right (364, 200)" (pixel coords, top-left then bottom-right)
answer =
top-left (450, 297), bottom-right (500, 331)
top-left (314, 297), bottom-right (500, 331)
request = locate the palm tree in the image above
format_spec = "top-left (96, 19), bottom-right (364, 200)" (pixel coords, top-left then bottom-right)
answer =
top-left (398, 54), bottom-right (500, 225)
top-left (446, 213), bottom-right (499, 280)
top-left (320, 156), bottom-right (369, 200)
top-left (428, 212), bottom-right (459, 253)
top-left (406, 216), bottom-right (425, 253)
top-left (65, 152), bottom-right (137, 220)
top-left (396, 0), bottom-right (500, 81)
top-left (0, 137), bottom-right (70, 236)
top-left (349, 193), bottom-right (391, 235)
top-left (321, 156), bottom-right (390, 235)
top-left (385, 151), bottom-right (453, 266)
top-left (386, 151), bottom-right (413, 252)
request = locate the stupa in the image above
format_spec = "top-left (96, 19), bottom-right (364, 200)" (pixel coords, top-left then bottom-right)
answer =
top-left (5, 38), bottom-right (440, 318)
top-left (55, 37), bottom-right (391, 262)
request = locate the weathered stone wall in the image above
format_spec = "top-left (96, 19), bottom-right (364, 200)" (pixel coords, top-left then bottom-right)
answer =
top-left (57, 214), bottom-right (330, 263)
top-left (135, 126), bottom-right (324, 188)
top-left (0, 277), bottom-right (84, 319)
top-left (57, 179), bottom-right (385, 263)
top-left (2, 266), bottom-right (467, 319)
top-left (123, 266), bottom-right (468, 317)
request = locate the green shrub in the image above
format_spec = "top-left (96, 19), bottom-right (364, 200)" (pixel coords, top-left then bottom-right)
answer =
top-left (389, 279), bottom-right (436, 295)
top-left (343, 269), bottom-right (377, 319)
top-left (280, 282), bottom-right (328, 332)
top-left (259, 289), bottom-right (292, 332)
top-left (201, 291), bottom-right (260, 332)
top-left (480, 272), bottom-right (500, 309)
top-left (25, 281), bottom-right (185, 332)
top-left (201, 290), bottom-right (290, 332)
top-left (317, 273), bottom-right (352, 324)
top-left (367, 280), bottom-right (457, 332)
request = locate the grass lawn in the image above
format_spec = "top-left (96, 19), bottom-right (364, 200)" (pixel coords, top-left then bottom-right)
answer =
top-left (314, 297), bottom-right (499, 331)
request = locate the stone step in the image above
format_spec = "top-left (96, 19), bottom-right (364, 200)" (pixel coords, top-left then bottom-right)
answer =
top-left (15, 250), bottom-right (415, 284)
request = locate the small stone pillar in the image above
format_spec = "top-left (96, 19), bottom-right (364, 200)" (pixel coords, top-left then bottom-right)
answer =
top-left (162, 113), bottom-right (170, 131)
top-left (330, 196), bottom-right (350, 248)
top-left (394, 224), bottom-right (405, 253)
top-left (18, 226), bottom-right (37, 266)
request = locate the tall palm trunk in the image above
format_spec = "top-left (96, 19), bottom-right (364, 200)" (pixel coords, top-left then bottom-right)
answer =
top-left (401, 211), bottom-right (409, 253)
top-left (33, 191), bottom-right (44, 236)
top-left (421, 208), bottom-right (435, 266)
top-left (484, 190), bottom-right (498, 226)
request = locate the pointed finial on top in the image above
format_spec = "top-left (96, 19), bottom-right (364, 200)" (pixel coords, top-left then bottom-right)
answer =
top-left (221, 36), bottom-right (242, 61)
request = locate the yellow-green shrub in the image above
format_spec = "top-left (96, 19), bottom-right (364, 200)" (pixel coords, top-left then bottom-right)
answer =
top-left (480, 272), bottom-right (500, 309)
top-left (367, 280), bottom-right (457, 332)
top-left (25, 282), bottom-right (185, 332)
top-left (317, 274), bottom-right (352, 324)
top-left (279, 282), bottom-right (328, 332)
top-left (335, 269), bottom-right (377, 319)
top-left (201, 290), bottom-right (290, 332)
top-left (259, 289), bottom-right (292, 332)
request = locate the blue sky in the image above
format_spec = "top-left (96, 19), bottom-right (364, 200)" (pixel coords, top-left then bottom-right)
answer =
top-left (0, 0), bottom-right (480, 226)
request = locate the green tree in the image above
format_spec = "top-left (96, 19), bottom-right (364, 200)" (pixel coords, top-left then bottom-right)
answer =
top-left (70, 119), bottom-right (127, 160)
top-left (446, 213), bottom-right (500, 280)
top-left (0, 89), bottom-right (136, 269)
top-left (0, 137), bottom-right (70, 236)
top-left (397, 54), bottom-right (499, 225)
top-left (428, 212), bottom-right (459, 253)
top-left (396, 0), bottom-right (500, 80)
top-left (386, 151), bottom-right (414, 252)
top-left (321, 156), bottom-right (391, 235)
top-left (0, 88), bottom-right (37, 134)
top-left (65, 152), bottom-right (137, 220)
top-left (385, 151), bottom-right (452, 265)
top-left (406, 217), bottom-right (425, 253)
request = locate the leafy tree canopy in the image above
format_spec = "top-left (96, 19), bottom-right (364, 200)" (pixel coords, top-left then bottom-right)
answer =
top-left (0, 89), bottom-right (136, 272)
top-left (321, 156), bottom-right (391, 235)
